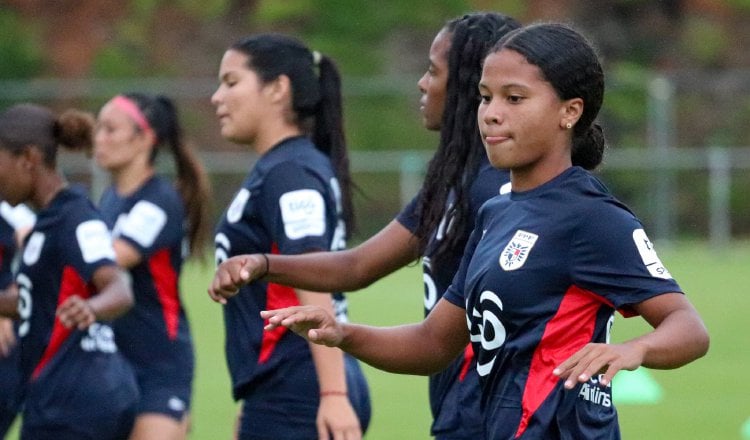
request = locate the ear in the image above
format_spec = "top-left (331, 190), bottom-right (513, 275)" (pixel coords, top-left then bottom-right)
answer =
top-left (265, 74), bottom-right (292, 105)
top-left (560, 97), bottom-right (584, 130)
top-left (19, 144), bottom-right (43, 171)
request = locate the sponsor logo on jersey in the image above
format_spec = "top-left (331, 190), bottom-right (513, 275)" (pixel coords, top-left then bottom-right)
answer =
top-left (77, 220), bottom-right (116, 263)
top-left (227, 188), bottom-right (250, 224)
top-left (632, 229), bottom-right (672, 279)
top-left (499, 230), bottom-right (538, 271)
top-left (279, 189), bottom-right (326, 239)
top-left (119, 200), bottom-right (167, 247)
top-left (577, 375), bottom-right (612, 407)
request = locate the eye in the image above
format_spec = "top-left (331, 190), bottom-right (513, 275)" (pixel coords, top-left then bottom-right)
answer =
top-left (507, 95), bottom-right (524, 103)
top-left (479, 94), bottom-right (491, 103)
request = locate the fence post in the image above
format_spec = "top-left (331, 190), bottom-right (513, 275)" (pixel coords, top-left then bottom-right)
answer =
top-left (647, 75), bottom-right (676, 243)
top-left (708, 147), bottom-right (731, 249)
top-left (399, 152), bottom-right (424, 208)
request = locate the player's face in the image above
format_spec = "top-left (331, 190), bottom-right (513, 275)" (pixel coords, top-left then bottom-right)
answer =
top-left (478, 49), bottom-right (574, 188)
top-left (417, 28), bottom-right (450, 131)
top-left (94, 102), bottom-right (152, 173)
top-left (211, 49), bottom-right (268, 145)
top-left (0, 148), bottom-right (33, 206)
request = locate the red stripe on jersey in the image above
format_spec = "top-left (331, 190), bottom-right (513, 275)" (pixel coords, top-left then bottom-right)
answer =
top-left (258, 244), bottom-right (300, 364)
top-left (31, 266), bottom-right (93, 380)
top-left (515, 285), bottom-right (610, 438)
top-left (148, 249), bottom-right (180, 340)
top-left (458, 343), bottom-right (474, 382)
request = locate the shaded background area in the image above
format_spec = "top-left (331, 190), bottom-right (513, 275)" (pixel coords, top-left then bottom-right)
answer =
top-left (1, 0), bottom-right (750, 243)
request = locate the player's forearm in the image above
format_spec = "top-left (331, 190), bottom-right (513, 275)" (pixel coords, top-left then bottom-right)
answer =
top-left (630, 307), bottom-right (709, 369)
top-left (266, 221), bottom-right (420, 292)
top-left (338, 322), bottom-right (461, 375)
top-left (89, 270), bottom-right (134, 321)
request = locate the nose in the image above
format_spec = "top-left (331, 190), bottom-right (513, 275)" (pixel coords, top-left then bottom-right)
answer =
top-left (210, 87), bottom-right (222, 107)
top-left (480, 101), bottom-right (502, 126)
top-left (417, 72), bottom-right (428, 94)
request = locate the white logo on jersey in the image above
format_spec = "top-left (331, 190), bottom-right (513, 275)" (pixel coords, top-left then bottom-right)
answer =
top-left (499, 230), bottom-right (538, 271)
top-left (23, 232), bottom-right (45, 266)
top-left (80, 323), bottom-right (117, 353)
top-left (227, 188), bottom-right (250, 224)
top-left (422, 257), bottom-right (438, 312)
top-left (117, 200), bottom-right (167, 248)
top-left (77, 220), bottom-right (116, 263)
top-left (578, 375), bottom-right (612, 407)
top-left (279, 189), bottom-right (326, 239)
top-left (632, 229), bottom-right (672, 279)
top-left (470, 290), bottom-right (507, 377)
top-left (168, 397), bottom-right (186, 412)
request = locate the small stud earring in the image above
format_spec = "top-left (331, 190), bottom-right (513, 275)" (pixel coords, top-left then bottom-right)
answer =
top-left (565, 122), bottom-right (572, 129)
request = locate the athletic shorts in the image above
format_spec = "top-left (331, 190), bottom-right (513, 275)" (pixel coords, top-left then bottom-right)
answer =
top-left (133, 368), bottom-right (192, 421)
top-left (20, 355), bottom-right (139, 440)
top-left (237, 354), bottom-right (370, 440)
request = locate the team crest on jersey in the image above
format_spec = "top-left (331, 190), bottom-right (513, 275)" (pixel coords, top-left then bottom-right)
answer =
top-left (499, 230), bottom-right (538, 271)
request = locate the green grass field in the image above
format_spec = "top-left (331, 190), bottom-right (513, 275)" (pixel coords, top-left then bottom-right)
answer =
top-left (5, 240), bottom-right (749, 439)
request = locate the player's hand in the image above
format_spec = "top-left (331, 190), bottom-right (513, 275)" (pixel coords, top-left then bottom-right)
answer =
top-left (260, 306), bottom-right (343, 347)
top-left (56, 295), bottom-right (97, 330)
top-left (208, 255), bottom-right (267, 304)
top-left (0, 317), bottom-right (16, 357)
top-left (317, 393), bottom-right (362, 440)
top-left (553, 342), bottom-right (646, 389)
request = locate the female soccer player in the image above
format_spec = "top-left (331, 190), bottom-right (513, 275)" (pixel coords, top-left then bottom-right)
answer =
top-left (252, 23), bottom-right (710, 439)
top-left (0, 201), bottom-right (34, 436)
top-left (94, 92), bottom-right (212, 439)
top-left (0, 103), bottom-right (139, 439)
top-left (208, 13), bottom-right (520, 439)
top-left (210, 33), bottom-right (370, 439)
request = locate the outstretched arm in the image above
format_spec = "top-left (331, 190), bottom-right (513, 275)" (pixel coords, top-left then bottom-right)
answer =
top-left (262, 298), bottom-right (469, 375)
top-left (554, 292), bottom-right (709, 388)
top-left (209, 221), bottom-right (419, 303)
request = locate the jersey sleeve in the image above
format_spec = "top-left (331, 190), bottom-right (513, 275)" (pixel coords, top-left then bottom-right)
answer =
top-left (115, 197), bottom-right (182, 258)
top-left (571, 200), bottom-right (683, 316)
top-left (63, 216), bottom-right (118, 283)
top-left (395, 193), bottom-right (420, 234)
top-left (260, 162), bottom-right (333, 255)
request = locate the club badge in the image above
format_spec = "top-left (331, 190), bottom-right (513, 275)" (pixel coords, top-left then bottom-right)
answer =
top-left (499, 230), bottom-right (538, 271)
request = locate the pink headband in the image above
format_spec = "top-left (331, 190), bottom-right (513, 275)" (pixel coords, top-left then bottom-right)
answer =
top-left (109, 95), bottom-right (153, 134)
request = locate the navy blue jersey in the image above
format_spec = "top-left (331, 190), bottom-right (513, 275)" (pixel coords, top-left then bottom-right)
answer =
top-left (443, 167), bottom-right (682, 439)
top-left (397, 156), bottom-right (509, 437)
top-left (215, 136), bottom-right (353, 395)
top-left (16, 187), bottom-right (138, 437)
top-left (99, 176), bottom-right (194, 406)
top-left (0, 202), bottom-right (22, 435)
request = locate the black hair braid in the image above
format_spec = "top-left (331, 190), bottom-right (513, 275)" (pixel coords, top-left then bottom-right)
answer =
top-left (414, 13), bottom-right (520, 263)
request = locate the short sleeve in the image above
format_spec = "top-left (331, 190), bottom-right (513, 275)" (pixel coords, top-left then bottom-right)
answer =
top-left (261, 162), bottom-right (333, 255)
top-left (116, 198), bottom-right (181, 257)
top-left (395, 193), bottom-right (420, 234)
top-left (66, 218), bottom-right (117, 282)
top-left (571, 201), bottom-right (682, 315)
